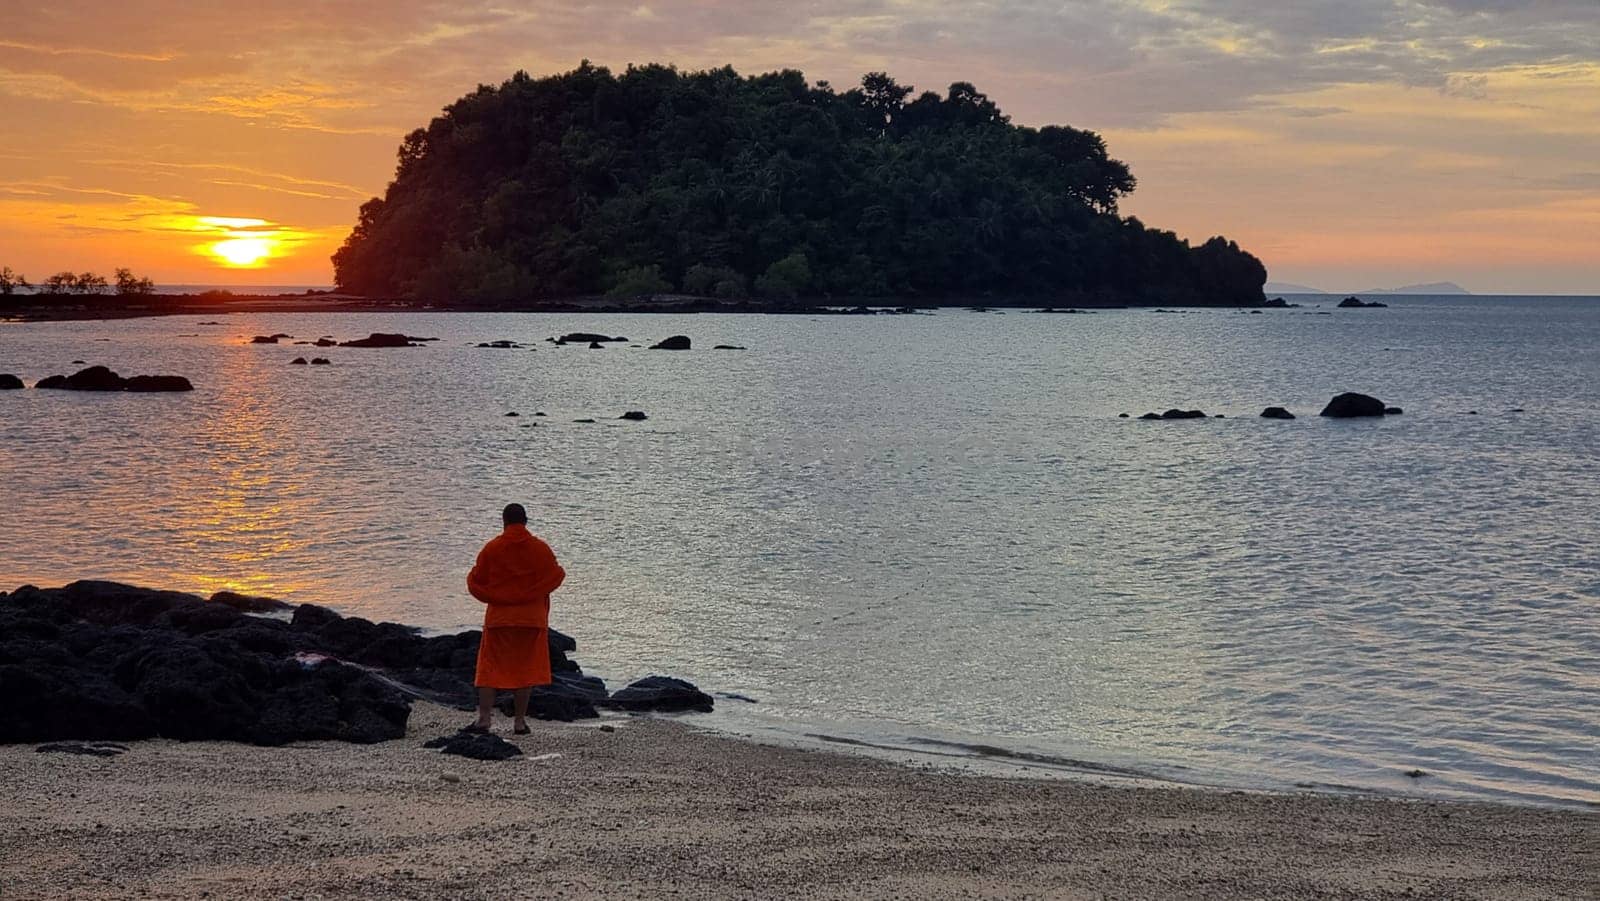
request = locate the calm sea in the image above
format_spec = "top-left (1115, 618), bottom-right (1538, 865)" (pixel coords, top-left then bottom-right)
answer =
top-left (2, 295), bottom-right (1596, 807)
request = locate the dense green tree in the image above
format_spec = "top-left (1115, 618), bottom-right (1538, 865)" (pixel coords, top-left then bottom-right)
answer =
top-left (332, 63), bottom-right (1265, 305)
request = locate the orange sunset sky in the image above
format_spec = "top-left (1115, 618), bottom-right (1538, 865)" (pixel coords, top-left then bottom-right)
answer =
top-left (1, 1), bottom-right (1596, 294)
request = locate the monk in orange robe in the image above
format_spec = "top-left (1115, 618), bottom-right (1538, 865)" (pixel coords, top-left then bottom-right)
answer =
top-left (465, 503), bottom-right (566, 734)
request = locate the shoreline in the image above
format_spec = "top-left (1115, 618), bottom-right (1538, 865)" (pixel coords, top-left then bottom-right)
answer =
top-left (0, 291), bottom-right (1240, 323)
top-left (2, 700), bottom-right (1593, 900)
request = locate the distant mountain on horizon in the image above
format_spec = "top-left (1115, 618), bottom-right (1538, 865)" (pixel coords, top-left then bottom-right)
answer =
top-left (1264, 280), bottom-right (1472, 296)
top-left (1359, 282), bottom-right (1471, 295)
top-left (1264, 281), bottom-right (1326, 294)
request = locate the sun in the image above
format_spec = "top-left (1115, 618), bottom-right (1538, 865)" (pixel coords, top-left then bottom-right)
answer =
top-left (211, 237), bottom-right (274, 267)
top-left (190, 216), bottom-right (292, 269)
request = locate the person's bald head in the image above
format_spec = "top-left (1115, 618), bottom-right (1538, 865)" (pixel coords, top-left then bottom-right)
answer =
top-left (502, 503), bottom-right (527, 526)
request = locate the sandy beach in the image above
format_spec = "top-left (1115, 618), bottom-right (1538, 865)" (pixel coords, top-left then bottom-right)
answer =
top-left (0, 702), bottom-right (1593, 900)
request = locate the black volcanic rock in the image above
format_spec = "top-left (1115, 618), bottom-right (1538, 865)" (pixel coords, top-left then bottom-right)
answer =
top-left (1338, 297), bottom-right (1388, 308)
top-left (1161, 409), bottom-right (1208, 420)
top-left (1138, 412), bottom-right (1162, 420)
top-left (33, 366), bottom-right (191, 393)
top-left (424, 731), bottom-right (523, 760)
top-left (1320, 393), bottom-right (1388, 418)
top-left (1260, 407), bottom-right (1296, 420)
top-left (619, 411), bottom-right (648, 421)
top-left (558, 333), bottom-right (625, 344)
top-left (208, 591), bottom-right (293, 615)
top-left (712, 345), bottom-right (746, 350)
top-left (52, 365), bottom-right (123, 390)
top-left (250, 335), bottom-right (280, 344)
top-left (1385, 406), bottom-right (1404, 415)
top-left (603, 676), bottom-right (714, 713)
top-left (313, 338), bottom-right (337, 347)
top-left (477, 340), bottom-right (520, 348)
top-left (650, 335), bottom-right (691, 350)
top-left (0, 374), bottom-right (23, 390)
top-left (339, 333), bottom-right (434, 348)
top-left (291, 357), bottom-right (308, 365)
top-left (0, 581), bottom-right (707, 747)
top-left (124, 375), bottom-right (193, 392)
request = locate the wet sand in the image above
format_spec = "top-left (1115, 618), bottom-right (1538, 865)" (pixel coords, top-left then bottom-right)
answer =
top-left (0, 702), bottom-right (1593, 900)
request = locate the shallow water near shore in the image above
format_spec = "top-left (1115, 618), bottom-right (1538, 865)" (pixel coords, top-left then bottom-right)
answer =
top-left (2, 295), bottom-right (1597, 808)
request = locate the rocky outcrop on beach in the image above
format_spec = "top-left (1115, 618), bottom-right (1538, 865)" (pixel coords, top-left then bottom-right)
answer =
top-left (0, 581), bottom-right (711, 748)
top-left (33, 366), bottom-right (192, 392)
top-left (1320, 393), bottom-right (1390, 417)
top-left (0, 374), bottom-right (23, 389)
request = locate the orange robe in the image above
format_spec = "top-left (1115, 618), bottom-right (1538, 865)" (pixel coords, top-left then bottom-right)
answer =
top-left (467, 524), bottom-right (566, 689)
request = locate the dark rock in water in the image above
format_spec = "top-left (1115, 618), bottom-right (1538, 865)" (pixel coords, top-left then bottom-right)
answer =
top-left (208, 591), bottom-right (293, 614)
top-left (1138, 412), bottom-right (1162, 420)
top-left (250, 335), bottom-right (280, 344)
top-left (36, 741), bottom-right (129, 757)
top-left (1338, 296), bottom-right (1388, 308)
top-left (1161, 409), bottom-right (1208, 420)
top-left (505, 411), bottom-right (519, 417)
top-left (313, 338), bottom-right (337, 347)
top-left (1261, 406), bottom-right (1296, 420)
top-left (533, 412), bottom-right (546, 417)
top-left (44, 365), bottom-right (123, 391)
top-left (619, 411), bottom-right (648, 421)
top-left (0, 374), bottom-right (23, 390)
top-left (291, 357), bottom-right (308, 365)
top-left (1320, 393), bottom-right (1387, 418)
top-left (71, 360), bottom-right (86, 364)
top-left (32, 367), bottom-right (190, 393)
top-left (1264, 297), bottom-right (1288, 307)
top-left (715, 692), bottom-right (759, 704)
top-left (477, 340), bottom-right (520, 349)
top-left (340, 333), bottom-right (432, 348)
top-left (1385, 406), bottom-right (1404, 415)
top-left (650, 335), bottom-right (691, 350)
top-left (1509, 408), bottom-right (1524, 413)
top-left (1404, 769), bottom-right (1428, 779)
top-left (712, 345), bottom-right (746, 350)
top-left (603, 675), bottom-right (714, 713)
top-left (558, 333), bottom-right (624, 344)
top-left (124, 375), bottom-right (193, 392)
top-left (573, 418), bottom-right (596, 423)
top-left (310, 358), bottom-right (331, 365)
top-left (424, 731), bottom-right (523, 761)
top-left (1118, 413), bottom-right (1129, 418)
top-left (589, 341), bottom-right (604, 349)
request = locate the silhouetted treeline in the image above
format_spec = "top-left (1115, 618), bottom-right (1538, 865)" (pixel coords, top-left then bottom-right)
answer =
top-left (332, 63), bottom-right (1266, 305)
top-left (0, 267), bottom-right (154, 296)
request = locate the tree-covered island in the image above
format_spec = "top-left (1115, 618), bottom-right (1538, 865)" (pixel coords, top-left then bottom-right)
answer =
top-left (333, 63), bottom-right (1266, 307)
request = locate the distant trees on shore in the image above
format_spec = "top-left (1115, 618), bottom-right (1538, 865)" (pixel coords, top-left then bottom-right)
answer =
top-left (332, 62), bottom-right (1265, 305)
top-left (0, 267), bottom-right (156, 296)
